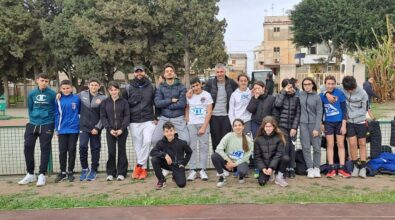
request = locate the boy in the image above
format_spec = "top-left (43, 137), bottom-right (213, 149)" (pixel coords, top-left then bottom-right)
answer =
top-left (340, 76), bottom-right (369, 178)
top-left (18, 73), bottom-right (57, 186)
top-left (150, 122), bottom-right (192, 190)
top-left (54, 80), bottom-right (81, 182)
top-left (185, 77), bottom-right (213, 181)
top-left (320, 75), bottom-right (350, 178)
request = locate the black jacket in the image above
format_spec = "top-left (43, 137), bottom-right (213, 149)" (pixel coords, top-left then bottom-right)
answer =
top-left (150, 135), bottom-right (192, 167)
top-left (122, 77), bottom-right (156, 123)
top-left (100, 97), bottom-right (130, 131)
top-left (79, 90), bottom-right (107, 132)
top-left (247, 94), bottom-right (275, 123)
top-left (266, 78), bottom-right (275, 95)
top-left (254, 133), bottom-right (284, 170)
top-left (274, 91), bottom-right (301, 130)
top-left (363, 81), bottom-right (378, 101)
top-left (204, 76), bottom-right (238, 110)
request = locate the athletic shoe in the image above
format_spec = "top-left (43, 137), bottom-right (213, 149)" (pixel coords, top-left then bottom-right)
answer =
top-left (80, 169), bottom-right (89, 181)
top-left (326, 169), bottom-right (336, 178)
top-left (187, 170), bottom-right (197, 181)
top-left (233, 170), bottom-right (239, 178)
top-left (314, 167), bottom-right (321, 178)
top-left (132, 165), bottom-right (141, 179)
top-left (156, 180), bottom-right (166, 190)
top-left (18, 173), bottom-right (36, 185)
top-left (359, 167), bottom-right (367, 179)
top-left (162, 169), bottom-right (170, 177)
top-left (54, 172), bottom-right (67, 183)
top-left (351, 166), bottom-right (360, 177)
top-left (254, 168), bottom-right (259, 179)
top-left (106, 175), bottom-right (114, 181)
top-left (338, 169), bottom-right (351, 178)
top-left (67, 172), bottom-right (75, 182)
top-left (307, 168), bottom-right (315, 179)
top-left (86, 170), bottom-right (97, 181)
top-left (238, 177), bottom-right (245, 184)
top-left (217, 169), bottom-right (230, 177)
top-left (138, 168), bottom-right (148, 180)
top-left (288, 168), bottom-right (296, 179)
top-left (36, 174), bottom-right (46, 187)
top-left (199, 169), bottom-right (208, 181)
top-left (117, 175), bottom-right (125, 181)
top-left (216, 176), bottom-right (226, 188)
top-left (275, 175), bottom-right (288, 187)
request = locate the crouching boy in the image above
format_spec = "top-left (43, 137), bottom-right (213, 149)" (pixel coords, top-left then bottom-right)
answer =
top-left (150, 122), bottom-right (192, 190)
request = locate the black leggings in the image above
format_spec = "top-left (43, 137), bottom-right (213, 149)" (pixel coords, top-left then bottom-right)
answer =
top-left (151, 156), bottom-right (186, 188)
top-left (258, 155), bottom-right (289, 185)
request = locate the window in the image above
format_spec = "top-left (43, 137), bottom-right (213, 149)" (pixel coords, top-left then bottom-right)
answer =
top-left (310, 46), bottom-right (317, 55)
top-left (232, 60), bottom-right (236, 65)
top-left (274, 27), bottom-right (280, 32)
top-left (273, 47), bottom-right (280, 58)
top-left (274, 47), bottom-right (280, 52)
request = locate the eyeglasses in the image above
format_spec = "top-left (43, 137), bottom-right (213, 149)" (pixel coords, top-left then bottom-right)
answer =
top-left (303, 83), bottom-right (312, 86)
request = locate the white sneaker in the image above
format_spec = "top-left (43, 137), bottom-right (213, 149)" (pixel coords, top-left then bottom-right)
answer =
top-left (216, 176), bottom-right (226, 188)
top-left (238, 178), bottom-right (245, 184)
top-left (18, 173), bottom-right (36, 185)
top-left (352, 166), bottom-right (360, 177)
top-left (275, 175), bottom-right (288, 187)
top-left (106, 175), bottom-right (114, 181)
top-left (117, 175), bottom-right (125, 181)
top-left (187, 170), bottom-right (197, 181)
top-left (199, 169), bottom-right (209, 181)
top-left (217, 169), bottom-right (230, 177)
top-left (314, 167), bottom-right (321, 178)
top-left (36, 174), bottom-right (46, 187)
top-left (307, 168), bottom-right (315, 179)
top-left (162, 169), bottom-right (170, 177)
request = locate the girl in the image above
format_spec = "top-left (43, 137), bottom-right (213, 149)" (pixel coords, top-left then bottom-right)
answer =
top-left (254, 116), bottom-right (289, 187)
top-left (274, 78), bottom-right (301, 179)
top-left (299, 77), bottom-right (322, 178)
top-left (211, 119), bottom-right (253, 187)
top-left (228, 74), bottom-right (252, 134)
top-left (100, 81), bottom-right (130, 181)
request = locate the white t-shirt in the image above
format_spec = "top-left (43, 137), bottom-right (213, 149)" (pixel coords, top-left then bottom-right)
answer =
top-left (187, 91), bottom-right (213, 125)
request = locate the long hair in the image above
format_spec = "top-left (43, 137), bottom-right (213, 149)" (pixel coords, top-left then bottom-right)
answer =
top-left (256, 116), bottom-right (286, 145)
top-left (301, 77), bottom-right (317, 92)
top-left (233, 119), bottom-right (249, 152)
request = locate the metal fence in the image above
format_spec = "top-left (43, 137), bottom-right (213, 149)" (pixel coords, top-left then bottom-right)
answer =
top-left (0, 121), bottom-right (393, 175)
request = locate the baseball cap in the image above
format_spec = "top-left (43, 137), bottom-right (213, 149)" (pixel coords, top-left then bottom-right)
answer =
top-left (133, 66), bottom-right (145, 72)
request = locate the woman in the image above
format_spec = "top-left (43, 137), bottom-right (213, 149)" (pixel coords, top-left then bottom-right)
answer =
top-left (274, 78), bottom-right (301, 178)
top-left (228, 74), bottom-right (252, 134)
top-left (100, 81), bottom-right (130, 181)
top-left (299, 77), bottom-right (322, 178)
top-left (254, 116), bottom-right (289, 187)
top-left (211, 119), bottom-right (253, 187)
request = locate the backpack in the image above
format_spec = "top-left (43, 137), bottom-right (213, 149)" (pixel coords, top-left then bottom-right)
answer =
top-left (295, 149), bottom-right (307, 175)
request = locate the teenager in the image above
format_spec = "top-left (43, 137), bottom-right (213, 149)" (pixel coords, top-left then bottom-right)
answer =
top-left (122, 66), bottom-right (156, 180)
top-left (274, 79), bottom-right (301, 179)
top-left (247, 81), bottom-right (275, 138)
top-left (152, 63), bottom-right (189, 146)
top-left (254, 116), bottom-right (289, 187)
top-left (204, 63), bottom-right (238, 150)
top-left (211, 119), bottom-right (253, 187)
top-left (228, 74), bottom-right (252, 134)
top-left (18, 73), bottom-right (56, 187)
top-left (185, 77), bottom-right (213, 181)
top-left (54, 80), bottom-right (81, 183)
top-left (150, 122), bottom-right (192, 190)
top-left (341, 76), bottom-right (369, 178)
top-left (100, 81), bottom-right (130, 181)
top-left (299, 77), bottom-right (322, 178)
top-left (320, 75), bottom-right (350, 178)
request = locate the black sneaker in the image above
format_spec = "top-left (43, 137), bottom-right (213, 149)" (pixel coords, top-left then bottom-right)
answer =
top-left (67, 172), bottom-right (75, 182)
top-left (289, 169), bottom-right (296, 179)
top-left (55, 172), bottom-right (67, 183)
top-left (156, 180), bottom-right (166, 190)
top-left (284, 169), bottom-right (290, 178)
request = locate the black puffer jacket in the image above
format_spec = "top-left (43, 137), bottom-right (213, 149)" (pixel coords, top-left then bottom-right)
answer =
top-left (150, 135), bottom-right (192, 167)
top-left (122, 77), bottom-right (155, 123)
top-left (100, 97), bottom-right (130, 131)
top-left (204, 76), bottom-right (238, 110)
top-left (254, 133), bottom-right (284, 170)
top-left (274, 90), bottom-right (301, 130)
top-left (247, 94), bottom-right (275, 123)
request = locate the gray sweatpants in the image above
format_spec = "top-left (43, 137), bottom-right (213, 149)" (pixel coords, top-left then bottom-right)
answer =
top-left (300, 123), bottom-right (321, 169)
top-left (188, 124), bottom-right (210, 170)
top-left (151, 116), bottom-right (190, 146)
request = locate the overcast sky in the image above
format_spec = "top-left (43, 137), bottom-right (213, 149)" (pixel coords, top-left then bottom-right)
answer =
top-left (218, 0), bottom-right (302, 73)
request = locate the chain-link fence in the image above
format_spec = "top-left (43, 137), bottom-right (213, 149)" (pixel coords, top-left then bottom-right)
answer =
top-left (0, 121), bottom-right (393, 175)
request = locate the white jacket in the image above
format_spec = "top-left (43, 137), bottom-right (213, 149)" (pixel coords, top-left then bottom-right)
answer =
top-left (228, 88), bottom-right (252, 124)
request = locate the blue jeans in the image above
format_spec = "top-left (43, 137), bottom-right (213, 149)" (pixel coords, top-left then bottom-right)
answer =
top-left (79, 131), bottom-right (102, 171)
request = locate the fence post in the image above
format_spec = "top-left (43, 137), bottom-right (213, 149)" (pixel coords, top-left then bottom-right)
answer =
top-left (47, 148), bottom-right (53, 176)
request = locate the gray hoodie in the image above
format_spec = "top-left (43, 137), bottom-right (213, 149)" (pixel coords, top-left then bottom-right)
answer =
top-left (299, 91), bottom-right (322, 131)
top-left (340, 86), bottom-right (368, 123)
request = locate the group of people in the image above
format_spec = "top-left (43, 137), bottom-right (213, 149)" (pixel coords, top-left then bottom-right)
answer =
top-left (17, 62), bottom-right (371, 190)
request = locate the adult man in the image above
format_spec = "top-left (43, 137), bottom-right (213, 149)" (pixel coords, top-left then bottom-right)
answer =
top-left (204, 63), bottom-right (238, 150)
top-left (18, 73), bottom-right (56, 186)
top-left (152, 63), bottom-right (189, 145)
top-left (122, 66), bottom-right (156, 180)
top-left (266, 73), bottom-right (275, 95)
top-left (363, 77), bottom-right (379, 103)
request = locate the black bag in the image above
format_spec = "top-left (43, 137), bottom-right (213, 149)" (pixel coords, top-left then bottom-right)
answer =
top-left (369, 120), bottom-right (382, 158)
top-left (321, 136), bottom-right (349, 163)
top-left (295, 149), bottom-right (307, 175)
top-left (390, 118), bottom-right (395, 146)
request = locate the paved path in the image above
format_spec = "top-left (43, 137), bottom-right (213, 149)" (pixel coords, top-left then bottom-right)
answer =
top-left (1, 204), bottom-right (395, 220)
